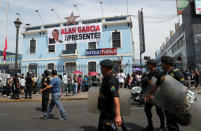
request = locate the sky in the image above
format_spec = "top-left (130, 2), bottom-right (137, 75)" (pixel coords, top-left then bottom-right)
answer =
top-left (0, 0), bottom-right (180, 59)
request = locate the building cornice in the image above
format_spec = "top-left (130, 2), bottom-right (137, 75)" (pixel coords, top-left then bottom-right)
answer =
top-left (22, 15), bottom-right (132, 35)
top-left (21, 54), bottom-right (133, 62)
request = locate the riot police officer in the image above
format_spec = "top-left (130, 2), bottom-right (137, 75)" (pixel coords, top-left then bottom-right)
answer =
top-left (147, 56), bottom-right (187, 131)
top-left (142, 60), bottom-right (165, 131)
top-left (25, 72), bottom-right (33, 99)
top-left (41, 70), bottom-right (51, 112)
top-left (98, 59), bottom-right (127, 131)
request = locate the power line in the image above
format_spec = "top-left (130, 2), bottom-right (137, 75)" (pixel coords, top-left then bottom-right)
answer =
top-left (35, 10), bottom-right (45, 25)
top-left (131, 15), bottom-right (177, 23)
top-left (51, 9), bottom-right (61, 23)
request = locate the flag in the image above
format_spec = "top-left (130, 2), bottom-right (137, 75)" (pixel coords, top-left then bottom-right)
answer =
top-left (3, 37), bottom-right (7, 62)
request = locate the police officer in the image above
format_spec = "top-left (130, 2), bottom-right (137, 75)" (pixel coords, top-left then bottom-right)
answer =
top-left (142, 60), bottom-right (165, 131)
top-left (25, 72), bottom-right (33, 99)
top-left (41, 70), bottom-right (51, 112)
top-left (147, 56), bottom-right (187, 131)
top-left (98, 59), bottom-right (127, 131)
top-left (12, 73), bottom-right (20, 99)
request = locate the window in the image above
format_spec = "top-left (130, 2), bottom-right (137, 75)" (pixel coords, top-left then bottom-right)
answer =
top-left (48, 45), bottom-right (55, 53)
top-left (65, 62), bottom-right (76, 73)
top-left (112, 32), bottom-right (121, 48)
top-left (88, 62), bottom-right (96, 73)
top-left (29, 63), bottom-right (37, 74)
top-left (64, 43), bottom-right (77, 54)
top-left (30, 39), bottom-right (36, 53)
top-left (113, 61), bottom-right (121, 73)
top-left (88, 42), bottom-right (96, 49)
top-left (48, 63), bottom-right (54, 70)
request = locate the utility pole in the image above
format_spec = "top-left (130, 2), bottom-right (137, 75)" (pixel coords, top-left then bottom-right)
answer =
top-left (99, 2), bottom-right (104, 18)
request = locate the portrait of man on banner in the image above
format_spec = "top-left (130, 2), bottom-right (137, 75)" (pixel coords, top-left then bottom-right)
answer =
top-left (48, 29), bottom-right (63, 44)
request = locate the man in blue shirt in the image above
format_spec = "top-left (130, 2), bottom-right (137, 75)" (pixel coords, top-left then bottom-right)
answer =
top-left (40, 69), bottom-right (67, 120)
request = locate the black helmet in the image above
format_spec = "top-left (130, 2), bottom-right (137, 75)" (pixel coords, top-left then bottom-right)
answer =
top-left (44, 70), bottom-right (50, 76)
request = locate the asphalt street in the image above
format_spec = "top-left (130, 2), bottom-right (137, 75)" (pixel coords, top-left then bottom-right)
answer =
top-left (0, 100), bottom-right (199, 131)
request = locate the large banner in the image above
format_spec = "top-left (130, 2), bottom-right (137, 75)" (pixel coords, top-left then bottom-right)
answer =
top-left (86, 48), bottom-right (117, 56)
top-left (48, 23), bottom-right (102, 45)
top-left (138, 9), bottom-right (145, 54)
top-left (195, 0), bottom-right (201, 15)
top-left (176, 0), bottom-right (189, 15)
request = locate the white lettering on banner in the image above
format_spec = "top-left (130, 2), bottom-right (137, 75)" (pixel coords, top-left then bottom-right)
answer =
top-left (48, 23), bottom-right (102, 45)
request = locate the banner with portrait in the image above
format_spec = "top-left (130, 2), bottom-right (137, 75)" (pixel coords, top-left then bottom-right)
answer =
top-left (48, 23), bottom-right (102, 45)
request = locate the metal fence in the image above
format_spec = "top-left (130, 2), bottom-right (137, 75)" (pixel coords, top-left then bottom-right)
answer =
top-left (20, 64), bottom-right (143, 76)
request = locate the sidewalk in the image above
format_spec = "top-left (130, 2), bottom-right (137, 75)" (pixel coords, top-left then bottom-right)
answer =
top-left (0, 87), bottom-right (201, 102)
top-left (0, 92), bottom-right (88, 102)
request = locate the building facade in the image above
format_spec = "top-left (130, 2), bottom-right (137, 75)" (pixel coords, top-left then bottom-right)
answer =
top-left (0, 51), bottom-right (22, 75)
top-left (21, 15), bottom-right (134, 75)
top-left (159, 2), bottom-right (201, 70)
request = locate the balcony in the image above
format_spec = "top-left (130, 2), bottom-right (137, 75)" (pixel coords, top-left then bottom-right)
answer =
top-left (61, 50), bottom-right (78, 58)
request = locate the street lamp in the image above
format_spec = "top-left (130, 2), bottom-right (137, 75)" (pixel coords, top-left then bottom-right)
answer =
top-left (14, 17), bottom-right (22, 74)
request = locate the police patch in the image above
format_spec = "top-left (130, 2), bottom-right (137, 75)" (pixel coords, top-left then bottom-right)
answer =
top-left (111, 86), bottom-right (116, 92)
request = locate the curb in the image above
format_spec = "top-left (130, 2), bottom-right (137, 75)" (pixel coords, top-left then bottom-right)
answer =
top-left (0, 97), bottom-right (88, 103)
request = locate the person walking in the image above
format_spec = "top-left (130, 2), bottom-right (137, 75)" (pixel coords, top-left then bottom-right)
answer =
top-left (83, 75), bottom-right (88, 91)
top-left (20, 75), bottom-right (26, 94)
top-left (117, 70), bottom-right (126, 88)
top-left (40, 69), bottom-right (67, 120)
top-left (63, 73), bottom-right (68, 94)
top-left (41, 70), bottom-right (51, 112)
top-left (25, 72), bottom-right (33, 99)
top-left (142, 60), bottom-right (165, 131)
top-left (73, 75), bottom-right (78, 94)
top-left (5, 77), bottom-right (12, 97)
top-left (67, 74), bottom-right (73, 95)
top-left (98, 59), bottom-right (127, 131)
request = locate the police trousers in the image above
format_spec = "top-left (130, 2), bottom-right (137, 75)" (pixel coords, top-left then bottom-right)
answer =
top-left (165, 110), bottom-right (179, 131)
top-left (25, 86), bottom-right (32, 98)
top-left (42, 91), bottom-right (49, 111)
top-left (144, 101), bottom-right (165, 127)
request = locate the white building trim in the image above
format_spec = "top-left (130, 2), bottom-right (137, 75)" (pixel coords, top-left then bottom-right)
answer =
top-left (21, 54), bottom-right (133, 62)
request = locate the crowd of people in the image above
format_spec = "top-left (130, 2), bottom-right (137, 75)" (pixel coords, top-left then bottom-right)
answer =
top-left (0, 71), bottom-right (104, 99)
top-left (0, 72), bottom-right (37, 99)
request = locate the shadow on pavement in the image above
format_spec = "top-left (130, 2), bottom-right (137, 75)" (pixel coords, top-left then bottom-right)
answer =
top-left (126, 122), bottom-right (144, 131)
top-left (32, 114), bottom-right (58, 120)
top-left (80, 123), bottom-right (143, 131)
top-left (80, 126), bottom-right (97, 131)
top-left (35, 107), bottom-right (42, 112)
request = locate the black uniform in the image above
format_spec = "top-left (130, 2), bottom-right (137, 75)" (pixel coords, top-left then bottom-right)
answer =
top-left (41, 76), bottom-right (50, 112)
top-left (98, 72), bottom-right (120, 131)
top-left (25, 74), bottom-right (33, 99)
top-left (12, 76), bottom-right (20, 99)
top-left (142, 69), bottom-right (165, 131)
top-left (156, 68), bottom-right (187, 131)
top-left (98, 59), bottom-right (127, 131)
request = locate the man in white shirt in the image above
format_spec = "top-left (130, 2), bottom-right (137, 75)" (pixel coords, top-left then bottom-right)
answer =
top-left (117, 70), bottom-right (126, 88)
top-left (62, 73), bottom-right (68, 94)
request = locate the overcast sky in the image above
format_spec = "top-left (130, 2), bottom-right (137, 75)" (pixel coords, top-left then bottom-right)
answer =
top-left (0, 0), bottom-right (180, 59)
